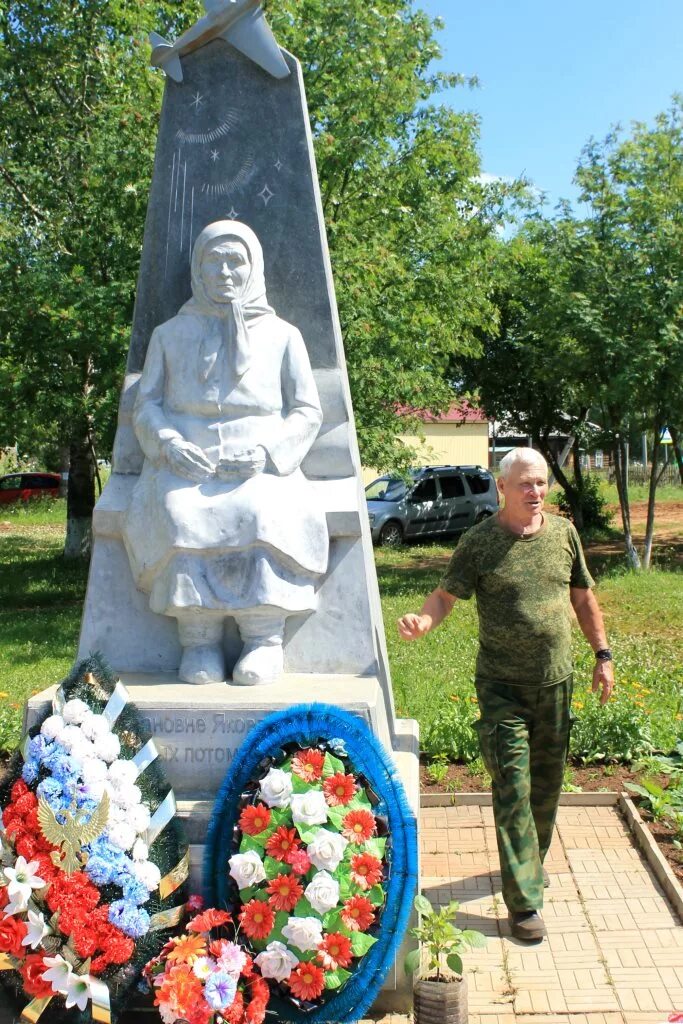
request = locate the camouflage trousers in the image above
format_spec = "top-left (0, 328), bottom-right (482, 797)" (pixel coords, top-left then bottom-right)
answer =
top-left (474, 675), bottom-right (573, 913)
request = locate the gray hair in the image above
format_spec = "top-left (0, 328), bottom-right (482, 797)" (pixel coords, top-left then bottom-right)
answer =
top-left (498, 447), bottom-right (548, 480)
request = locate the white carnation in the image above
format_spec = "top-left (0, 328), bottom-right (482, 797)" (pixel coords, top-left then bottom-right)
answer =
top-left (304, 871), bottom-right (340, 914)
top-left (108, 759), bottom-right (138, 787)
top-left (281, 916), bottom-right (323, 952)
top-left (306, 828), bottom-right (349, 872)
top-left (133, 860), bottom-right (161, 891)
top-left (106, 802), bottom-right (128, 825)
top-left (254, 941), bottom-right (299, 982)
top-left (98, 733), bottom-right (121, 763)
top-left (80, 713), bottom-right (111, 742)
top-left (59, 725), bottom-right (88, 754)
top-left (106, 822), bottom-right (137, 851)
top-left (62, 699), bottom-right (90, 725)
top-left (291, 790), bottom-right (328, 827)
top-left (132, 838), bottom-right (149, 862)
top-left (258, 768), bottom-right (293, 808)
top-left (130, 804), bottom-right (151, 832)
top-left (228, 850), bottom-right (267, 890)
top-left (111, 783), bottom-right (141, 810)
top-left (80, 758), bottom-right (108, 786)
top-left (40, 714), bottom-right (65, 742)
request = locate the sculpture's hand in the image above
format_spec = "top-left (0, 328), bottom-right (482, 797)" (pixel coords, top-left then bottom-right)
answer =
top-left (215, 447), bottom-right (267, 480)
top-left (165, 438), bottom-right (214, 482)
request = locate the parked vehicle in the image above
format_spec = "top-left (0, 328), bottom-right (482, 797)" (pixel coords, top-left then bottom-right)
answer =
top-left (365, 465), bottom-right (498, 546)
top-left (0, 472), bottom-right (61, 504)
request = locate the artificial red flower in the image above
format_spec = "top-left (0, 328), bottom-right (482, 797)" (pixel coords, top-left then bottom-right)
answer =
top-left (240, 900), bottom-right (275, 940)
top-left (11, 780), bottom-right (29, 801)
top-left (239, 803), bottom-right (272, 837)
top-left (187, 908), bottom-right (232, 932)
top-left (317, 932), bottom-right (353, 970)
top-left (0, 915), bottom-right (27, 956)
top-left (0, 887), bottom-right (8, 910)
top-left (291, 748), bottom-right (325, 782)
top-left (341, 895), bottom-right (375, 932)
top-left (288, 962), bottom-right (326, 1000)
top-left (246, 978), bottom-right (269, 1024)
top-left (342, 809), bottom-right (376, 844)
top-left (287, 848), bottom-right (312, 875)
top-left (71, 921), bottom-right (98, 958)
top-left (13, 792), bottom-right (37, 817)
top-left (156, 962), bottom-right (204, 1019)
top-left (265, 826), bottom-right (300, 862)
top-left (323, 773), bottom-right (357, 806)
top-left (0, 913), bottom-right (26, 955)
top-left (46, 871), bottom-right (100, 915)
top-left (223, 990), bottom-right (245, 1023)
top-left (187, 893), bottom-right (204, 911)
top-left (266, 872), bottom-right (304, 912)
top-left (350, 852), bottom-right (383, 890)
top-left (21, 954), bottom-right (53, 999)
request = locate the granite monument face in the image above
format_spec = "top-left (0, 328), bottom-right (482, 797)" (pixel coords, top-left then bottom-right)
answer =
top-left (121, 219), bottom-right (328, 686)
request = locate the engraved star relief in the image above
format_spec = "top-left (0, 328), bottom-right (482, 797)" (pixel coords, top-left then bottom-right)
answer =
top-left (274, 158), bottom-right (283, 172)
top-left (190, 91), bottom-right (204, 112)
top-left (257, 184), bottom-right (274, 206)
top-left (227, 206), bottom-right (240, 219)
top-left (211, 149), bottom-right (220, 162)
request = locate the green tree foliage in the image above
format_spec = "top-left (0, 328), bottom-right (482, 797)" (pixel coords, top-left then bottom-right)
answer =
top-left (0, 0), bottom-right (203, 554)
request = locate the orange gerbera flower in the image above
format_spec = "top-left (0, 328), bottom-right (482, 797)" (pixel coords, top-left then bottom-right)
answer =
top-left (187, 907), bottom-right (232, 932)
top-left (317, 931), bottom-right (353, 970)
top-left (239, 900), bottom-right (275, 940)
top-left (266, 872), bottom-right (304, 912)
top-left (341, 809), bottom-right (376, 844)
top-left (239, 803), bottom-right (272, 836)
top-left (350, 852), bottom-right (383, 890)
top-left (166, 933), bottom-right (208, 964)
top-left (265, 826), bottom-right (300, 862)
top-left (341, 895), bottom-right (375, 932)
top-left (288, 962), bottom-right (326, 1001)
top-left (322, 773), bottom-right (357, 806)
top-left (291, 748), bottom-right (325, 782)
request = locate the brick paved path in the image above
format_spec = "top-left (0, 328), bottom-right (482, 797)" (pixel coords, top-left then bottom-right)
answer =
top-left (362, 802), bottom-right (683, 1024)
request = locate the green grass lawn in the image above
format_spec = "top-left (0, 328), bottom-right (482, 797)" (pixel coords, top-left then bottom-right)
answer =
top-left (1, 495), bottom-right (681, 763)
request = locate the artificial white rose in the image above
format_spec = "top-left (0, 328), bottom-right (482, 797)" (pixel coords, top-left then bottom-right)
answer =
top-left (281, 916), bottom-right (324, 952)
top-left (304, 871), bottom-right (340, 915)
top-left (258, 768), bottom-right (293, 808)
top-left (80, 713), bottom-right (111, 742)
top-left (254, 941), bottom-right (299, 982)
top-left (62, 699), bottom-right (90, 725)
top-left (98, 733), bottom-right (121, 764)
top-left (290, 790), bottom-right (328, 827)
top-left (108, 760), bottom-right (138, 787)
top-left (40, 714), bottom-right (65, 742)
top-left (133, 860), bottom-right (161, 891)
top-left (306, 828), bottom-right (349, 872)
top-left (228, 850), bottom-right (267, 890)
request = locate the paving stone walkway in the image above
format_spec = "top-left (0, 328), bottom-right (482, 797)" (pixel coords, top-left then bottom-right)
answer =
top-left (362, 802), bottom-right (682, 1024)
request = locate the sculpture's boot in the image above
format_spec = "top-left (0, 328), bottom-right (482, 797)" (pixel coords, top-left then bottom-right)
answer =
top-left (232, 612), bottom-right (285, 686)
top-left (177, 615), bottom-right (225, 684)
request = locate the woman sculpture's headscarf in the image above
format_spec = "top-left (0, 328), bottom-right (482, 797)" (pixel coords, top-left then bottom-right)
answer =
top-left (181, 220), bottom-right (274, 380)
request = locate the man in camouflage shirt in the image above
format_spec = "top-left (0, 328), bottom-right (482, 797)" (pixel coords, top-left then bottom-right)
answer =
top-left (398, 448), bottom-right (614, 941)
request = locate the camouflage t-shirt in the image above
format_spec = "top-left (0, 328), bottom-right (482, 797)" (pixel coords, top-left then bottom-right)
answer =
top-left (439, 512), bottom-right (594, 685)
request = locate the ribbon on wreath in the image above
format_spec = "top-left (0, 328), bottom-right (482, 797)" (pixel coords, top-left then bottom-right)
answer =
top-left (18, 975), bottom-right (112, 1023)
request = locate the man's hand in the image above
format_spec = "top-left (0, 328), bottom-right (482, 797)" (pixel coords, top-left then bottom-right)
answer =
top-left (215, 447), bottom-right (267, 480)
top-left (397, 613), bottom-right (432, 641)
top-left (592, 659), bottom-right (615, 705)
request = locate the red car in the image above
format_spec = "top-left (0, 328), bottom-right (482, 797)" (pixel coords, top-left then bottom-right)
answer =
top-left (0, 472), bottom-right (61, 504)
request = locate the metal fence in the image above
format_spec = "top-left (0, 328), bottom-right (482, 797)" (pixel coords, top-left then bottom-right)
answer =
top-left (606, 463), bottom-right (681, 487)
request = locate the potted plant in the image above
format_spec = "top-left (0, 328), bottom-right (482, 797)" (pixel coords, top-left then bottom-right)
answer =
top-left (404, 894), bottom-right (486, 1024)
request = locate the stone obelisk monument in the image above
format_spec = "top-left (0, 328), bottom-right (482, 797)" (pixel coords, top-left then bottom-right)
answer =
top-left (29, 3), bottom-right (418, 1010)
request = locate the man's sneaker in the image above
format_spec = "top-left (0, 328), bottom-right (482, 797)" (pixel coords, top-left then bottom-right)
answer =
top-left (543, 867), bottom-right (550, 888)
top-left (509, 911), bottom-right (546, 942)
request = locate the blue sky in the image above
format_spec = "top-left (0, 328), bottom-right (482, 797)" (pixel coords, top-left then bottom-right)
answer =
top-left (416, 0), bottom-right (682, 210)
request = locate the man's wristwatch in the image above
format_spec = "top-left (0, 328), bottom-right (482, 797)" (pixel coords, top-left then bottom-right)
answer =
top-left (595, 648), bottom-right (613, 662)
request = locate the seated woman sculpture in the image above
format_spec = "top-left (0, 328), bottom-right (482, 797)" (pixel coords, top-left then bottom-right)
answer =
top-left (122, 220), bottom-right (328, 685)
